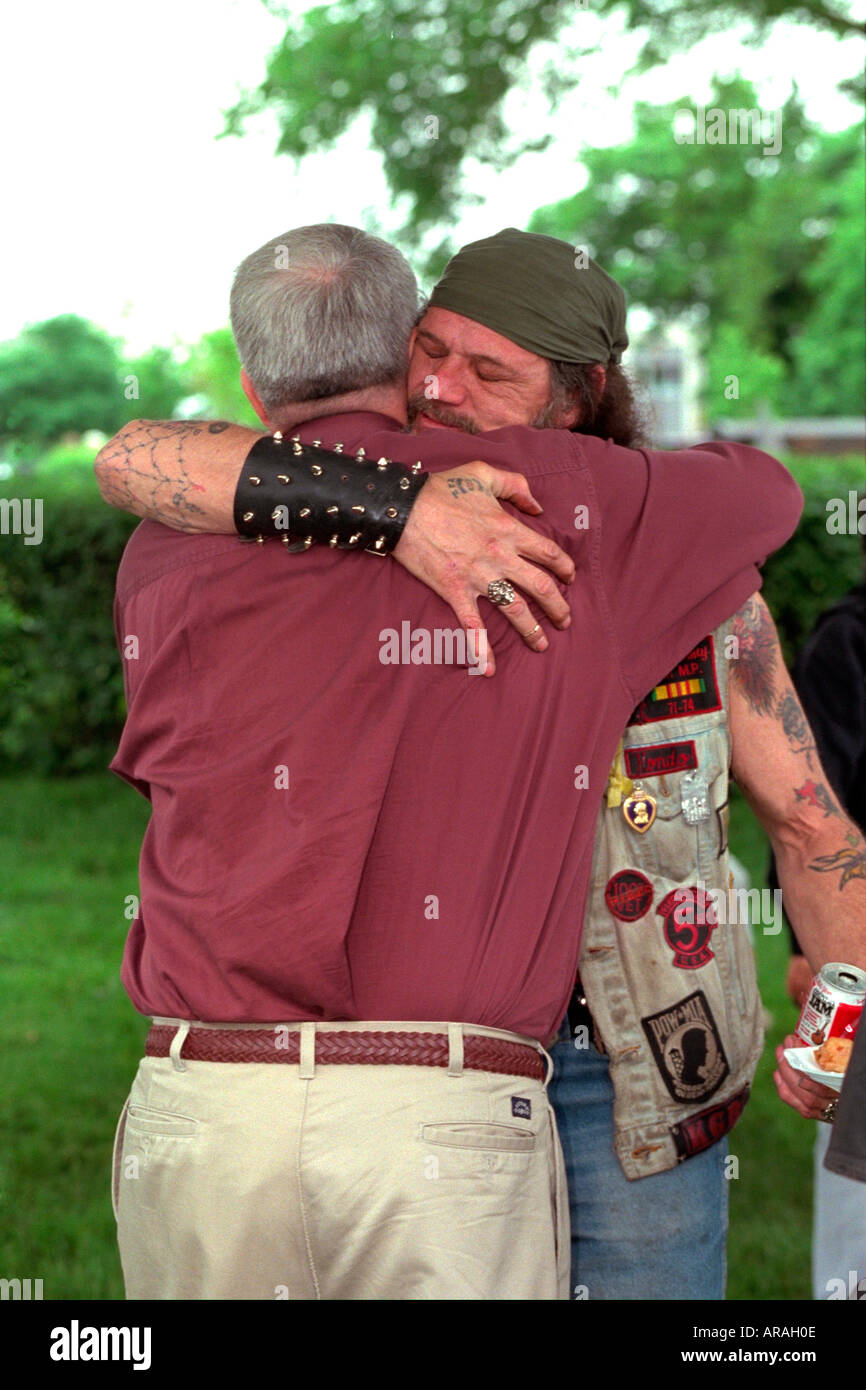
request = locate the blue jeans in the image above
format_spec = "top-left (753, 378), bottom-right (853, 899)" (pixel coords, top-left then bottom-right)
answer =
top-left (549, 1023), bottom-right (729, 1300)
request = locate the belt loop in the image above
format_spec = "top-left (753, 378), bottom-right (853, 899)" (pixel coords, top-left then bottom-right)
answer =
top-left (447, 1022), bottom-right (464, 1077)
top-left (539, 1042), bottom-right (554, 1088)
top-left (169, 1022), bottom-right (190, 1072)
top-left (299, 1022), bottom-right (316, 1080)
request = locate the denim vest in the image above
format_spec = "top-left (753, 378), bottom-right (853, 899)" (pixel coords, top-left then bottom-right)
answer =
top-left (579, 620), bottom-right (763, 1179)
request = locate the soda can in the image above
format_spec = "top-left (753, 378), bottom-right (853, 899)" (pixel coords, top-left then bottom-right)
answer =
top-left (796, 962), bottom-right (866, 1047)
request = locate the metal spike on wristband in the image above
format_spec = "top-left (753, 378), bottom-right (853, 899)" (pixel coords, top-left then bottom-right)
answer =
top-left (234, 434), bottom-right (428, 553)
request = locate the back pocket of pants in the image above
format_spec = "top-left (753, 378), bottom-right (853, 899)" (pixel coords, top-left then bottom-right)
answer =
top-left (421, 1122), bottom-right (536, 1153)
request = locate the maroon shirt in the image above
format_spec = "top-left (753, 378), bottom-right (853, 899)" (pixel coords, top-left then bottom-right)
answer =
top-left (111, 413), bottom-right (801, 1043)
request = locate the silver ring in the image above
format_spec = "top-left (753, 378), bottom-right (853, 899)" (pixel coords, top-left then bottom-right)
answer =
top-left (820, 1099), bottom-right (838, 1124)
top-left (526, 624), bottom-right (542, 638)
top-left (488, 579), bottom-right (516, 607)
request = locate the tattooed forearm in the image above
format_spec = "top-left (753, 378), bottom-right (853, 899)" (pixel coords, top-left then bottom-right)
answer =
top-left (94, 420), bottom-right (215, 529)
top-left (446, 476), bottom-right (491, 498)
top-left (777, 691), bottom-right (817, 766)
top-left (809, 840), bottom-right (866, 888)
top-left (795, 779), bottom-right (842, 818)
top-left (730, 595), bottom-right (778, 715)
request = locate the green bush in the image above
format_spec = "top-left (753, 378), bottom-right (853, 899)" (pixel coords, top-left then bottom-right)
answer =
top-left (761, 456), bottom-right (864, 664)
top-left (0, 452), bottom-right (862, 774)
top-left (0, 457), bottom-right (137, 774)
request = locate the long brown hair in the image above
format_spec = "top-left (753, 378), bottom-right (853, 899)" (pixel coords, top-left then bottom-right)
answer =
top-left (546, 360), bottom-right (651, 448)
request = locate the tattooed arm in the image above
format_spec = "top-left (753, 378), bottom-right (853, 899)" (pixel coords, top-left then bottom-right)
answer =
top-left (728, 593), bottom-right (866, 972)
top-left (94, 419), bottom-right (264, 534)
top-left (94, 419), bottom-right (575, 674)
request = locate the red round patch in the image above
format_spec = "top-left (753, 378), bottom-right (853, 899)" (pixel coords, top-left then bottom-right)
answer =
top-left (605, 869), bottom-right (654, 922)
top-left (656, 887), bottom-right (718, 970)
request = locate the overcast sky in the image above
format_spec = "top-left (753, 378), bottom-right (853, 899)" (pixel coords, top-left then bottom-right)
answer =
top-left (2, 0), bottom-right (862, 351)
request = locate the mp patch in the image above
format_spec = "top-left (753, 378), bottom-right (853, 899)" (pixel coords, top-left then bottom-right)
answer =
top-left (657, 886), bottom-right (718, 970)
top-left (628, 635), bottom-right (721, 726)
top-left (605, 869), bottom-right (654, 922)
top-left (641, 990), bottom-right (730, 1105)
top-left (511, 1097), bottom-right (531, 1119)
top-left (624, 740), bottom-right (698, 780)
top-left (672, 1087), bottom-right (750, 1160)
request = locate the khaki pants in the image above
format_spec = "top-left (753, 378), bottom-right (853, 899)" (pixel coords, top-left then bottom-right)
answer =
top-left (113, 1019), bottom-right (570, 1301)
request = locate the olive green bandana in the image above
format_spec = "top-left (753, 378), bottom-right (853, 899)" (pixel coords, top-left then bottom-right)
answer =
top-left (429, 227), bottom-right (628, 364)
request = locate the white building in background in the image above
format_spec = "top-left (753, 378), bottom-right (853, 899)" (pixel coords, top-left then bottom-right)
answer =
top-left (626, 321), bottom-right (704, 448)
top-left (625, 322), bottom-right (866, 455)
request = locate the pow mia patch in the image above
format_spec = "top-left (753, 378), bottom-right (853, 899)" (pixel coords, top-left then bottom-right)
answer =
top-left (628, 636), bottom-right (722, 726)
top-left (641, 990), bottom-right (730, 1104)
top-left (605, 869), bottom-right (653, 922)
top-left (657, 886), bottom-right (718, 969)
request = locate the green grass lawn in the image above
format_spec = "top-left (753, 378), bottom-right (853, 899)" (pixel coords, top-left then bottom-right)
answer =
top-left (0, 774), bottom-right (815, 1300)
top-left (0, 776), bottom-right (150, 1300)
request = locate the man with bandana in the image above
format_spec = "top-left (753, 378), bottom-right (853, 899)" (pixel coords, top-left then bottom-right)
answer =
top-left (96, 225), bottom-right (861, 1300)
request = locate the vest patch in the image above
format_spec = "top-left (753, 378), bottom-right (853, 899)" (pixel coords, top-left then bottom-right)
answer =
top-left (641, 990), bottom-right (730, 1104)
top-left (657, 886), bottom-right (718, 969)
top-left (624, 740), bottom-right (698, 779)
top-left (605, 869), bottom-right (654, 922)
top-left (628, 635), bottom-right (721, 726)
top-left (671, 1086), bottom-right (750, 1159)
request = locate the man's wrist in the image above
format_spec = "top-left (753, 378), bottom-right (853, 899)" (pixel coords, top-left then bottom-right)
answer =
top-left (233, 433), bottom-right (428, 553)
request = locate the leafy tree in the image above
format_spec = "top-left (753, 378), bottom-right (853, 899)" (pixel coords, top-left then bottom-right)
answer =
top-left (0, 318), bottom-right (206, 464)
top-left (224, 0), bottom-right (862, 248)
top-left (122, 345), bottom-right (192, 421)
top-left (0, 316), bottom-right (127, 457)
top-left (186, 327), bottom-right (261, 426)
top-left (530, 85), bottom-right (864, 416)
top-left (705, 324), bottom-right (786, 419)
top-left (784, 148), bottom-right (866, 416)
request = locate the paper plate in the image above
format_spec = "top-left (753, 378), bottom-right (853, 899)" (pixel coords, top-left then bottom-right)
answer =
top-left (782, 1046), bottom-right (845, 1093)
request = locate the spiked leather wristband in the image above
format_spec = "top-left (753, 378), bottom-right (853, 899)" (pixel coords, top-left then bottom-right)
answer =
top-left (233, 433), bottom-right (429, 554)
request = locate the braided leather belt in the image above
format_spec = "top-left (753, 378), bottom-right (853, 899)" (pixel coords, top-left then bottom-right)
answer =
top-left (145, 1025), bottom-right (545, 1081)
